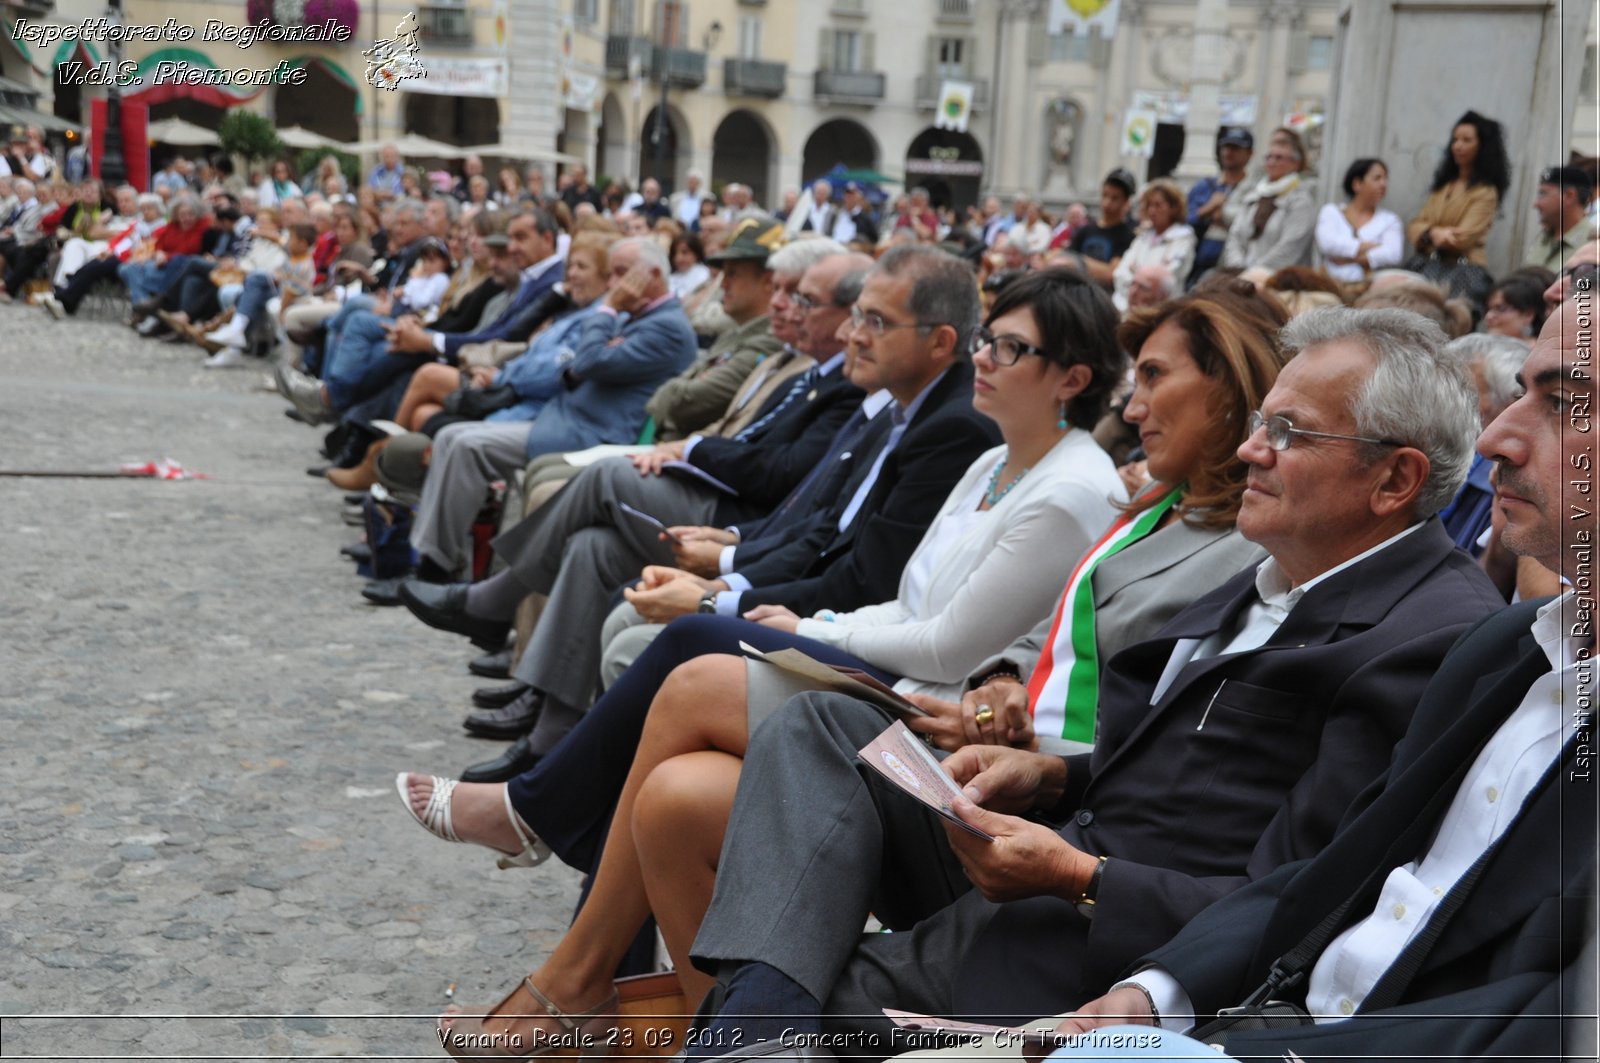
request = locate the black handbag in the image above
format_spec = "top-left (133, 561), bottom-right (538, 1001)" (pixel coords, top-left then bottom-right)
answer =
top-left (1403, 251), bottom-right (1494, 308)
top-left (442, 383), bottom-right (519, 420)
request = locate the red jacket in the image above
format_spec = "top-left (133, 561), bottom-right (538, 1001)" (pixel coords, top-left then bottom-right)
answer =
top-left (155, 219), bottom-right (211, 257)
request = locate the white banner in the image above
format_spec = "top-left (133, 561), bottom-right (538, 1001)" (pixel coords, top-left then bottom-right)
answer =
top-left (399, 56), bottom-right (507, 97)
top-left (1121, 107), bottom-right (1157, 158)
top-left (564, 70), bottom-right (600, 112)
top-left (1047, 0), bottom-right (1120, 39)
top-left (934, 80), bottom-right (974, 133)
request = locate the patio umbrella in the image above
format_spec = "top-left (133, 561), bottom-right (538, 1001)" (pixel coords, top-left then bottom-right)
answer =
top-left (276, 125), bottom-right (347, 151)
top-left (459, 142), bottom-right (580, 165)
top-left (343, 132), bottom-right (466, 160)
top-left (146, 117), bottom-right (220, 147)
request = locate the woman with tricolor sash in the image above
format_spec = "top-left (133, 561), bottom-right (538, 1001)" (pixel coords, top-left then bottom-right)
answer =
top-left (934, 282), bottom-right (1291, 754)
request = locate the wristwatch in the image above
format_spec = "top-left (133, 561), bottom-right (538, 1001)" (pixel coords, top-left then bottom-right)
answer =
top-left (697, 592), bottom-right (718, 614)
top-left (1074, 856), bottom-right (1108, 919)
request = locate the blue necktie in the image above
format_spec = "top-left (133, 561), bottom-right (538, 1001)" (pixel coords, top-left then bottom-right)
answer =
top-left (733, 365), bottom-right (819, 443)
top-left (768, 404), bottom-right (874, 522)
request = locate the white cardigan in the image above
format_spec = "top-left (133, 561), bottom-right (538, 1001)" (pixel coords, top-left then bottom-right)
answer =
top-left (794, 428), bottom-right (1125, 699)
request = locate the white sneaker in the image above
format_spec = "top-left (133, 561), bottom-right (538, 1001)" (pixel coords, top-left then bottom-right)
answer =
top-left (203, 347), bottom-right (249, 369)
top-left (204, 319), bottom-right (247, 348)
top-left (42, 295), bottom-right (66, 320)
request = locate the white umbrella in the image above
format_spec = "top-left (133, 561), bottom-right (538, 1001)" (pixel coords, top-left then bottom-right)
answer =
top-left (343, 132), bottom-right (466, 159)
top-left (147, 117), bottom-right (220, 147)
top-left (276, 125), bottom-right (347, 151)
top-left (459, 142), bottom-right (580, 165)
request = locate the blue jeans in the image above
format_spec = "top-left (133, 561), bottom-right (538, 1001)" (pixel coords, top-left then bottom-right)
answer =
top-left (321, 307), bottom-right (413, 413)
top-left (235, 271), bottom-right (277, 321)
top-left (118, 260), bottom-right (166, 303)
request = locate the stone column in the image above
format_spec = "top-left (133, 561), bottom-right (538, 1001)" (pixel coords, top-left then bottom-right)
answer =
top-left (506, 0), bottom-right (563, 152)
top-left (1256, 0), bottom-right (1297, 144)
top-left (990, 0), bottom-right (1039, 195)
top-left (1174, 0), bottom-right (1228, 182)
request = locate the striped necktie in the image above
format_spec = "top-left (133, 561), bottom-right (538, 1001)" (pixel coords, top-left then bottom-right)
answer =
top-left (733, 365), bottom-right (820, 443)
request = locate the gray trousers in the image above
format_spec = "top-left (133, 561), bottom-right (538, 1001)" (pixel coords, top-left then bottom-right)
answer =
top-left (691, 692), bottom-right (997, 1042)
top-left (598, 601), bottom-right (663, 689)
top-left (411, 420), bottom-right (532, 573)
top-left (495, 458), bottom-right (720, 710)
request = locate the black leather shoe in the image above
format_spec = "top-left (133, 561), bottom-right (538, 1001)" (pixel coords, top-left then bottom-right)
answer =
top-left (343, 492), bottom-right (367, 505)
top-left (399, 580), bottom-right (509, 649)
top-left (464, 687), bottom-right (543, 739)
top-left (472, 681), bottom-right (531, 709)
top-left (459, 735), bottom-right (540, 783)
top-left (306, 463), bottom-right (331, 478)
top-left (468, 647), bottom-right (513, 678)
top-left (340, 542), bottom-right (372, 564)
top-left (361, 576), bottom-right (406, 606)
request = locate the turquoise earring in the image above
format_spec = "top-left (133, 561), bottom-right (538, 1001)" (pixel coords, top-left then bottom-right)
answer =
top-left (1057, 401), bottom-right (1068, 430)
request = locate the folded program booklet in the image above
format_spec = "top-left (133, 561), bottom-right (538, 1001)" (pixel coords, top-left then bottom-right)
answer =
top-left (736, 642), bottom-right (925, 719)
top-left (857, 720), bottom-right (993, 841)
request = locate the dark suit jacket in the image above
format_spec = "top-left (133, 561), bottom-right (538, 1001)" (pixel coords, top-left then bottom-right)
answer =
top-left (735, 361), bottom-right (1001, 618)
top-left (952, 520), bottom-right (1507, 1020)
top-left (1147, 598), bottom-right (1595, 1061)
top-left (684, 359), bottom-right (866, 523)
top-left (431, 276), bottom-right (506, 335)
top-left (441, 262), bottom-right (565, 358)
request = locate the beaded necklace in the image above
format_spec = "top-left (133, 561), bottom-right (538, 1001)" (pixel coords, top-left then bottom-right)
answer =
top-left (984, 458), bottom-right (1029, 507)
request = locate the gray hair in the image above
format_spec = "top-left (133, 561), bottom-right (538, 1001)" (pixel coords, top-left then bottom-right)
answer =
top-left (1279, 307), bottom-right (1479, 518)
top-left (136, 192), bottom-right (162, 211)
top-left (768, 237), bottom-right (848, 278)
top-left (875, 244), bottom-right (982, 357)
top-left (834, 267), bottom-right (870, 308)
top-left (392, 197), bottom-right (426, 224)
top-left (614, 235), bottom-right (670, 275)
top-left (1447, 333), bottom-right (1531, 416)
top-left (12, 178), bottom-right (34, 197)
top-left (170, 192), bottom-right (203, 219)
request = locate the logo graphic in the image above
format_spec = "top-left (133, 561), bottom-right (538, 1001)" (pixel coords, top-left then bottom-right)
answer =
top-left (363, 12), bottom-right (425, 90)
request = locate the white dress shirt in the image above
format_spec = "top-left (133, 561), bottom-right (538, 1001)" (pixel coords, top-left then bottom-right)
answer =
top-left (1128, 591), bottom-right (1581, 1032)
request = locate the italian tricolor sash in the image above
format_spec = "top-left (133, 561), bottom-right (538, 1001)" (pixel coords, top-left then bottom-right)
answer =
top-left (1028, 486), bottom-right (1183, 743)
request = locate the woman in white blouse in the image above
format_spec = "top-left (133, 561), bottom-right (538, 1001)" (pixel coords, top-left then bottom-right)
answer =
top-left (1112, 178), bottom-right (1197, 311)
top-left (400, 270), bottom-right (1130, 1048)
top-left (1315, 157), bottom-right (1403, 284)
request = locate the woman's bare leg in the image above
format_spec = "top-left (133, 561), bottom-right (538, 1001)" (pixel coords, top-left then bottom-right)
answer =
top-left (442, 653), bottom-right (753, 1037)
top-left (634, 750), bottom-right (742, 1009)
top-left (394, 363), bottom-right (460, 430)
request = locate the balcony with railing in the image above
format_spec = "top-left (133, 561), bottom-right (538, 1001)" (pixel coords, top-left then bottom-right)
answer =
top-left (913, 74), bottom-right (988, 110)
top-left (813, 69), bottom-right (885, 102)
top-left (605, 34), bottom-right (654, 78)
top-left (934, 0), bottom-right (972, 21)
top-left (654, 46), bottom-right (707, 87)
top-left (723, 58), bottom-right (787, 97)
top-left (418, 5), bottom-right (473, 43)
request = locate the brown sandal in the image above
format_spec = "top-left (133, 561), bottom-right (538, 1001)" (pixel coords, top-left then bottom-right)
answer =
top-left (438, 977), bottom-right (619, 1060)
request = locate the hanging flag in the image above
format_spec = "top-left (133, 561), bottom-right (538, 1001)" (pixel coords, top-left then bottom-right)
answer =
top-left (934, 80), bottom-right (974, 133)
top-left (1121, 107), bottom-right (1157, 158)
top-left (1047, 0), bottom-right (1121, 39)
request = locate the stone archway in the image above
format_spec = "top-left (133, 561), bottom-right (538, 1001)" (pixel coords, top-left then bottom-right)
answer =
top-left (639, 103), bottom-right (689, 192)
top-left (802, 117), bottom-right (878, 183)
top-left (904, 126), bottom-right (983, 212)
top-left (273, 59), bottom-right (360, 144)
top-left (711, 109), bottom-right (776, 206)
top-left (403, 93), bottom-right (499, 149)
top-left (596, 92), bottom-right (627, 187)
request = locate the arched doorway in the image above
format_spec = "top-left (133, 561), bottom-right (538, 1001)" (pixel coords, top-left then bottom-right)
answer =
top-left (802, 118), bottom-right (877, 184)
top-left (274, 60), bottom-right (360, 143)
top-left (639, 104), bottom-right (688, 192)
top-left (596, 92), bottom-right (627, 187)
top-left (404, 94), bottom-right (499, 148)
top-left (903, 127), bottom-right (983, 212)
top-left (711, 110), bottom-right (775, 206)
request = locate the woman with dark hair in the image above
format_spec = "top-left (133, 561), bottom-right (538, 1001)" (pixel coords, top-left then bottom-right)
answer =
top-left (1480, 270), bottom-right (1550, 338)
top-left (1405, 110), bottom-right (1511, 267)
top-left (1316, 156), bottom-right (1403, 283)
top-left (667, 230), bottom-right (710, 299)
top-left (402, 269), bottom-right (1131, 1054)
top-left (256, 158), bottom-right (303, 208)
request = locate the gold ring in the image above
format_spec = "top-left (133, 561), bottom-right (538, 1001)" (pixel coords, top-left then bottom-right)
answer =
top-left (974, 705), bottom-right (995, 727)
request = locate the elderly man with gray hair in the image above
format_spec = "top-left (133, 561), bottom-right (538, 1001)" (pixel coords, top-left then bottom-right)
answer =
top-left (678, 306), bottom-right (1501, 1061)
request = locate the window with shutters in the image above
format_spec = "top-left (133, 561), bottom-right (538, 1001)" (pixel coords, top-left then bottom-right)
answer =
top-left (934, 37), bottom-right (966, 78)
top-left (1307, 35), bottom-right (1333, 71)
top-left (738, 15), bottom-right (761, 59)
top-left (1049, 33), bottom-right (1090, 63)
top-left (573, 0), bottom-right (598, 26)
top-left (657, 0), bottom-right (687, 47)
top-left (833, 29), bottom-right (862, 71)
top-left (608, 0), bottom-right (635, 33)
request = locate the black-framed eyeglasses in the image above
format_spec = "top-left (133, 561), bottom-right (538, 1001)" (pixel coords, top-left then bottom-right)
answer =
top-left (1247, 411), bottom-right (1405, 451)
top-left (968, 326), bottom-right (1049, 366)
top-left (849, 304), bottom-right (932, 336)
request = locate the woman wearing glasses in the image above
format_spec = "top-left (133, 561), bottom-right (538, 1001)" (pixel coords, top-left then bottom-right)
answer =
top-left (1222, 127), bottom-right (1318, 271)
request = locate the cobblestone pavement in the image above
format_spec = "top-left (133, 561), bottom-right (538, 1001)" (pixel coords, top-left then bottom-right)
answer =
top-left (0, 302), bottom-right (584, 1060)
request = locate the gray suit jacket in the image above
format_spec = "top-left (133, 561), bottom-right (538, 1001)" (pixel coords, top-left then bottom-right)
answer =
top-left (969, 516), bottom-right (1267, 686)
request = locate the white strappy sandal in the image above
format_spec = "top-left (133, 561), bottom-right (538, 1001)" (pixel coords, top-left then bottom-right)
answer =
top-left (394, 773), bottom-right (551, 870)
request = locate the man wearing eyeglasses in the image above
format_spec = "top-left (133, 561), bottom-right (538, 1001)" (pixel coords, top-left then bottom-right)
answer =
top-left (680, 308), bottom-right (1504, 1059)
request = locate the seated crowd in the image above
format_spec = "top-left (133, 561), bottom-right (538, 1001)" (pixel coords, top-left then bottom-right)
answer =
top-left (8, 116), bottom-right (1595, 1061)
